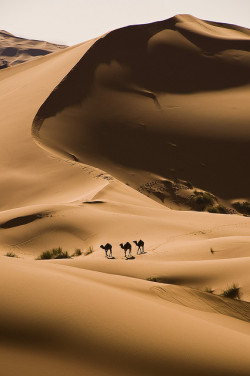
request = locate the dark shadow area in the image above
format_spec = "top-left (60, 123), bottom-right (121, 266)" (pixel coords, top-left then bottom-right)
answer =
top-left (0, 59), bottom-right (9, 69)
top-left (2, 47), bottom-right (18, 56)
top-left (84, 201), bottom-right (105, 204)
top-left (33, 15), bottom-right (250, 127)
top-left (24, 48), bottom-right (50, 56)
top-left (125, 256), bottom-right (135, 260)
top-left (0, 213), bottom-right (43, 229)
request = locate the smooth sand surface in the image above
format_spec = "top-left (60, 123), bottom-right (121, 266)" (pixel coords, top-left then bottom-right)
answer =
top-left (1, 15), bottom-right (250, 375)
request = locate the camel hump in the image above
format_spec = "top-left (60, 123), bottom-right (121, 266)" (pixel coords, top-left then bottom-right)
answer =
top-left (125, 242), bottom-right (131, 248)
top-left (134, 240), bottom-right (144, 245)
top-left (106, 243), bottom-right (112, 248)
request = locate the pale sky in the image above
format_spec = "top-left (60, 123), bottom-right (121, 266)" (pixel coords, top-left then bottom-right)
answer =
top-left (1, 0), bottom-right (250, 46)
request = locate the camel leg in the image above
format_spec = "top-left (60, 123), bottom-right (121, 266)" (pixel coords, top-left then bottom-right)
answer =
top-left (110, 249), bottom-right (112, 258)
top-left (105, 250), bottom-right (108, 258)
top-left (125, 250), bottom-right (127, 258)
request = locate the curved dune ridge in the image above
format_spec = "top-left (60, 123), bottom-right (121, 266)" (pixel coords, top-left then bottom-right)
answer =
top-left (33, 14), bottom-right (250, 204)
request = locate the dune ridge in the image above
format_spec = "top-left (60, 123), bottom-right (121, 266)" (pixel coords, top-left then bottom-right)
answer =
top-left (32, 14), bottom-right (250, 209)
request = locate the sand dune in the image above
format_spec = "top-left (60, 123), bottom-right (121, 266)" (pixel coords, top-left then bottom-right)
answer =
top-left (0, 29), bottom-right (66, 67)
top-left (0, 37), bottom-right (103, 212)
top-left (33, 14), bottom-right (250, 208)
top-left (2, 258), bottom-right (250, 376)
top-left (1, 14), bottom-right (250, 376)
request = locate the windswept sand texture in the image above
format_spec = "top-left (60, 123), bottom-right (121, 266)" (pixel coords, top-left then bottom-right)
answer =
top-left (1, 15), bottom-right (250, 376)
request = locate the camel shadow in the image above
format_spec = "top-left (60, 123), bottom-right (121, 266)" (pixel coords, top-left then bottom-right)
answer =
top-left (107, 256), bottom-right (116, 260)
top-left (125, 256), bottom-right (135, 260)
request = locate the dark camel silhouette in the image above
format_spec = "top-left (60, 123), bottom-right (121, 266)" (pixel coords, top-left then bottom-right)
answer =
top-left (100, 243), bottom-right (112, 258)
top-left (133, 240), bottom-right (144, 254)
top-left (120, 242), bottom-right (132, 258)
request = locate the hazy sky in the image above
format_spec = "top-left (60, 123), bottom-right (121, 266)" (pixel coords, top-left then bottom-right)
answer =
top-left (1, 0), bottom-right (250, 45)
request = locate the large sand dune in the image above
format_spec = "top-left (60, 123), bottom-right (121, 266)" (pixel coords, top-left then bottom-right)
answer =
top-left (1, 15), bottom-right (250, 376)
top-left (33, 14), bottom-right (250, 205)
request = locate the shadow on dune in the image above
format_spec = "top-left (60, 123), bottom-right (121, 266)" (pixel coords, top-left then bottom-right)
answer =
top-left (0, 213), bottom-right (45, 229)
top-left (32, 14), bottom-right (250, 202)
top-left (33, 14), bottom-right (250, 121)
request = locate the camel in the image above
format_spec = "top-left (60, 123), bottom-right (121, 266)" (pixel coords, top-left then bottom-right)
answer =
top-left (133, 240), bottom-right (144, 254)
top-left (120, 242), bottom-right (132, 258)
top-left (100, 243), bottom-right (112, 258)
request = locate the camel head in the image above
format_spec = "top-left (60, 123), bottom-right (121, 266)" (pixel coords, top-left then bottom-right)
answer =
top-left (100, 245), bottom-right (104, 249)
top-left (119, 243), bottom-right (124, 248)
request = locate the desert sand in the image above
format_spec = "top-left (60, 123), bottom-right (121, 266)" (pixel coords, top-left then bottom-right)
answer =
top-left (1, 14), bottom-right (250, 376)
top-left (0, 29), bottom-right (66, 67)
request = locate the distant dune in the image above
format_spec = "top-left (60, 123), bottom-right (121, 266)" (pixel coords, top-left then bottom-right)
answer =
top-left (33, 14), bottom-right (250, 211)
top-left (0, 29), bottom-right (66, 67)
top-left (1, 15), bottom-right (250, 376)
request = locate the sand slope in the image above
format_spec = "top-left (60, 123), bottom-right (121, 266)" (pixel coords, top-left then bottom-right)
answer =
top-left (1, 257), bottom-right (250, 376)
top-left (0, 37), bottom-right (104, 212)
top-left (33, 14), bottom-right (250, 206)
top-left (0, 29), bottom-right (66, 67)
top-left (1, 14), bottom-right (250, 376)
